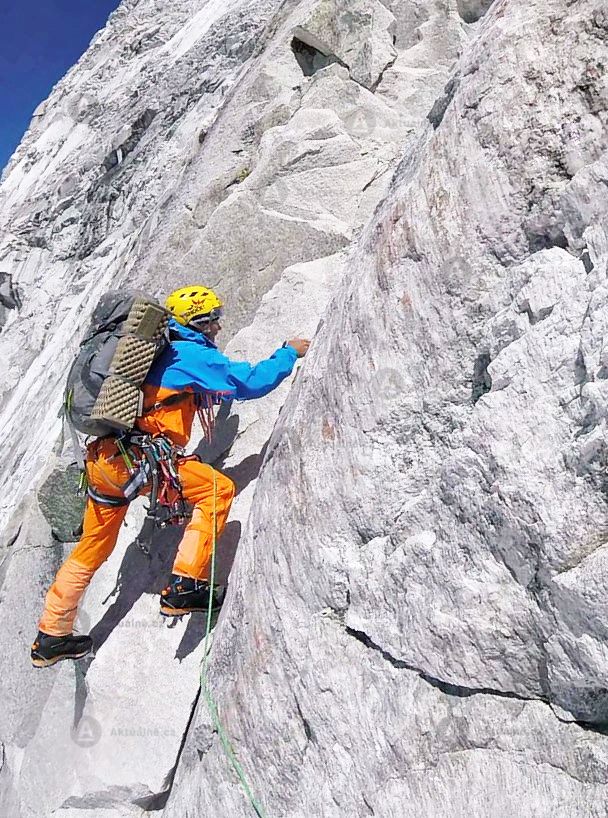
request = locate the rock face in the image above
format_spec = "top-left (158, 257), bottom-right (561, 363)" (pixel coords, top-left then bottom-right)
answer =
top-left (2, 0), bottom-right (608, 816)
top-left (164, 0), bottom-right (608, 816)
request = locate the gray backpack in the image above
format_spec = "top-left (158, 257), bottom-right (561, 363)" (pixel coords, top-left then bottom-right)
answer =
top-left (64, 290), bottom-right (169, 439)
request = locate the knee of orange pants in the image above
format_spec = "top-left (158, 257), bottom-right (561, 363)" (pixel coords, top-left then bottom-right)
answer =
top-left (179, 459), bottom-right (235, 505)
top-left (172, 467), bottom-right (236, 580)
top-left (214, 471), bottom-right (236, 506)
top-left (207, 471), bottom-right (235, 535)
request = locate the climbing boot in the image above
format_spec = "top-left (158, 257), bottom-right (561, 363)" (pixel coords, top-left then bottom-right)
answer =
top-left (31, 631), bottom-right (93, 668)
top-left (160, 574), bottom-right (225, 617)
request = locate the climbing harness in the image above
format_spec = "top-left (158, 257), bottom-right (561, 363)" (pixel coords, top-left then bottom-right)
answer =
top-left (83, 431), bottom-right (197, 554)
top-left (199, 473), bottom-right (268, 818)
top-left (66, 384), bottom-right (227, 556)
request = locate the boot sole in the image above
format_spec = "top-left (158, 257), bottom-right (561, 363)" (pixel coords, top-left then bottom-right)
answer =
top-left (31, 648), bottom-right (92, 668)
top-left (160, 604), bottom-right (215, 617)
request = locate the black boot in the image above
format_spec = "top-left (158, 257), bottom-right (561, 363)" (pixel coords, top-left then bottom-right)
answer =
top-left (31, 631), bottom-right (93, 668)
top-left (160, 574), bottom-right (225, 617)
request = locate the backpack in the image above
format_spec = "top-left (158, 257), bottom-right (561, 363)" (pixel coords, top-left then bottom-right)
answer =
top-left (64, 290), bottom-right (169, 438)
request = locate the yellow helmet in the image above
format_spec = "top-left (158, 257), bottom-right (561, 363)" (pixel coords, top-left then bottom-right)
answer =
top-left (165, 285), bottom-right (223, 326)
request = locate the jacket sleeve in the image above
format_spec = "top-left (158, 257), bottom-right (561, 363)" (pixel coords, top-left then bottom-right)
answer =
top-left (223, 345), bottom-right (299, 400)
top-left (175, 344), bottom-right (299, 400)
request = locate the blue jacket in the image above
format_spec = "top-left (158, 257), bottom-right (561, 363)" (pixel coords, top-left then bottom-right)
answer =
top-left (146, 320), bottom-right (298, 400)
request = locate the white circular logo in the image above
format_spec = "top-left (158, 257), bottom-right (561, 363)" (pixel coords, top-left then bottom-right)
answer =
top-left (344, 108), bottom-right (377, 138)
top-left (71, 716), bottom-right (102, 748)
top-left (373, 368), bottom-right (406, 401)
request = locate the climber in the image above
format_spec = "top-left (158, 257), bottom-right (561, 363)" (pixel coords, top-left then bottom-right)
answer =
top-left (31, 285), bottom-right (310, 668)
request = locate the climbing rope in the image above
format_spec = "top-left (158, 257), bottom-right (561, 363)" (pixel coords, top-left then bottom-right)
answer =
top-left (199, 468), bottom-right (268, 818)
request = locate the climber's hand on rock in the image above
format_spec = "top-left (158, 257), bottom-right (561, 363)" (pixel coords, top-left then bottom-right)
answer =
top-left (287, 338), bottom-right (310, 358)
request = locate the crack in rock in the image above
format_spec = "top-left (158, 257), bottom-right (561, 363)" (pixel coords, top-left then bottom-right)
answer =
top-left (427, 74), bottom-right (461, 129)
top-left (295, 696), bottom-right (316, 744)
top-left (345, 626), bottom-right (542, 703)
top-left (457, 0), bottom-right (496, 24)
top-left (0, 272), bottom-right (22, 310)
top-left (159, 686), bottom-right (202, 804)
top-left (472, 351), bottom-right (493, 403)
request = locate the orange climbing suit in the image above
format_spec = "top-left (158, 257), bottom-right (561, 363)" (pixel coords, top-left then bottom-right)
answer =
top-left (38, 385), bottom-right (235, 636)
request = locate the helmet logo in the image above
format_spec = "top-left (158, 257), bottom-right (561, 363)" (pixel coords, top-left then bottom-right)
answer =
top-left (165, 286), bottom-right (222, 325)
top-left (190, 297), bottom-right (212, 310)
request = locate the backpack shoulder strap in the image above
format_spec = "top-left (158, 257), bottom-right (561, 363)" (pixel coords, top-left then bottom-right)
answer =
top-left (142, 392), bottom-right (190, 415)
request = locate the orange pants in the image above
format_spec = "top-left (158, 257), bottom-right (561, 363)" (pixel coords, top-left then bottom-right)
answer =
top-left (39, 438), bottom-right (235, 636)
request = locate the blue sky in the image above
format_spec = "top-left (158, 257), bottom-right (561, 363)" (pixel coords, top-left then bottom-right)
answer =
top-left (0, 1), bottom-right (121, 172)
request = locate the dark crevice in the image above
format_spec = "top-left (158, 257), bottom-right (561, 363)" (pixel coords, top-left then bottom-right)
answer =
top-left (574, 718), bottom-right (608, 737)
top-left (362, 172), bottom-right (381, 193)
top-left (134, 788), bottom-right (171, 811)
top-left (0, 273), bottom-right (22, 310)
top-left (369, 52), bottom-right (398, 93)
top-left (519, 302), bottom-right (555, 326)
top-left (526, 224), bottom-right (569, 254)
top-left (581, 249), bottom-right (595, 273)
top-left (294, 697), bottom-right (315, 744)
top-left (4, 525), bottom-right (22, 551)
top-left (574, 344), bottom-right (589, 388)
top-left (362, 793), bottom-right (376, 815)
top-left (597, 365), bottom-right (608, 380)
top-left (291, 35), bottom-right (343, 77)
top-left (290, 28), bottom-right (392, 94)
top-left (472, 351), bottom-right (492, 403)
top-left (102, 108), bottom-right (157, 172)
top-left (457, 0), bottom-right (496, 24)
top-left (151, 686), bottom-right (202, 810)
top-left (427, 75), bottom-right (461, 130)
top-left (0, 272), bottom-right (22, 332)
top-left (345, 626), bottom-right (541, 703)
top-left (533, 306), bottom-right (554, 324)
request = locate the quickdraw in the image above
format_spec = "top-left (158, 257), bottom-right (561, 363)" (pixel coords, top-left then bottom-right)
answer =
top-left (126, 433), bottom-right (196, 555)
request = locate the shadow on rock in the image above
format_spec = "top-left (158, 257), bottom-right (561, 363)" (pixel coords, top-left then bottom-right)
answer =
top-left (88, 517), bottom-right (243, 665)
top-left (194, 400), bottom-right (240, 464)
top-left (174, 608), bottom-right (221, 663)
top-left (219, 442), bottom-right (268, 496)
top-left (88, 524), bottom-right (182, 658)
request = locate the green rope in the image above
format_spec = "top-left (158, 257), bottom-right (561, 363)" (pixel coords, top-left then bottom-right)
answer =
top-left (116, 438), bottom-right (134, 471)
top-left (200, 468), bottom-right (268, 818)
top-left (77, 468), bottom-right (88, 496)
